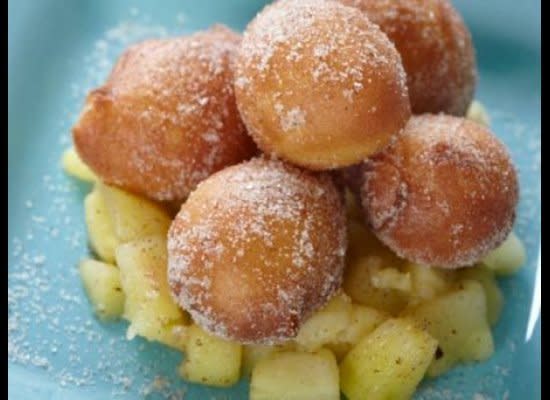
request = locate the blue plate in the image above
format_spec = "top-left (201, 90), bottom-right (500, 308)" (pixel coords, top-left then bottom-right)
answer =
top-left (8, 1), bottom-right (541, 399)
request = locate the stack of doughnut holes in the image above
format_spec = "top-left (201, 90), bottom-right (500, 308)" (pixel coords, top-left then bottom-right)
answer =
top-left (73, 0), bottom-right (518, 344)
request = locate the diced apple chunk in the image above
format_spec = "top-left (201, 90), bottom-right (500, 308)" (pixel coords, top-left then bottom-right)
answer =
top-left (84, 188), bottom-right (119, 263)
top-left (458, 266), bottom-right (504, 326)
top-left (62, 147), bottom-right (97, 182)
top-left (242, 345), bottom-right (282, 378)
top-left (482, 231), bottom-right (526, 276)
top-left (466, 100), bottom-right (491, 127)
top-left (116, 235), bottom-right (188, 349)
top-left (155, 324), bottom-right (189, 351)
top-left (406, 263), bottom-right (457, 305)
top-left (328, 305), bottom-right (389, 360)
top-left (343, 222), bottom-right (410, 314)
top-left (98, 182), bottom-right (171, 243)
top-left (340, 318), bottom-right (437, 400)
top-left (344, 255), bottom-right (409, 315)
top-left (179, 324), bottom-right (242, 387)
top-left (79, 259), bottom-right (125, 320)
top-left (250, 349), bottom-right (339, 400)
top-left (403, 280), bottom-right (494, 377)
top-left (241, 342), bottom-right (296, 377)
top-left (294, 292), bottom-right (352, 351)
top-left (369, 263), bottom-right (412, 292)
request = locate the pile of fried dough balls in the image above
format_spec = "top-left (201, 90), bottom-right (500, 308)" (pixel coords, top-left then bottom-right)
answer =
top-left (73, 0), bottom-right (518, 347)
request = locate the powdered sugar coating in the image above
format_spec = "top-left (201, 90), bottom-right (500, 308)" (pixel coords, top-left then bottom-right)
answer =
top-left (73, 25), bottom-right (257, 202)
top-left (339, 0), bottom-right (477, 115)
top-left (167, 157), bottom-right (347, 344)
top-left (235, 0), bottom-right (411, 169)
top-left (361, 115), bottom-right (518, 268)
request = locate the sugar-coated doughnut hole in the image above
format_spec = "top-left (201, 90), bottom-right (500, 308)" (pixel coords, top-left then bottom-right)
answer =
top-left (339, 0), bottom-right (477, 116)
top-left (73, 25), bottom-right (257, 203)
top-left (167, 157), bottom-right (347, 344)
top-left (235, 0), bottom-right (411, 170)
top-left (360, 114), bottom-right (518, 268)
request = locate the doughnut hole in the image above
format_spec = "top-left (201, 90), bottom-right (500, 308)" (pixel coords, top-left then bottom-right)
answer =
top-left (73, 25), bottom-right (257, 203)
top-left (235, 0), bottom-right (410, 170)
top-left (168, 158), bottom-right (347, 344)
top-left (361, 115), bottom-right (518, 268)
top-left (340, 0), bottom-right (477, 115)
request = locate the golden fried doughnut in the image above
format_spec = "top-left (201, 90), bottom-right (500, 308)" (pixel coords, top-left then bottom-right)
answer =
top-left (167, 157), bottom-right (347, 344)
top-left (340, 0), bottom-right (477, 115)
top-left (360, 115), bottom-right (518, 268)
top-left (234, 0), bottom-right (411, 170)
top-left (73, 25), bottom-right (257, 202)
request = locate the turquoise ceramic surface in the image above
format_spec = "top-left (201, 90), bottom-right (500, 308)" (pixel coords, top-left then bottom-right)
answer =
top-left (8, 0), bottom-right (541, 399)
